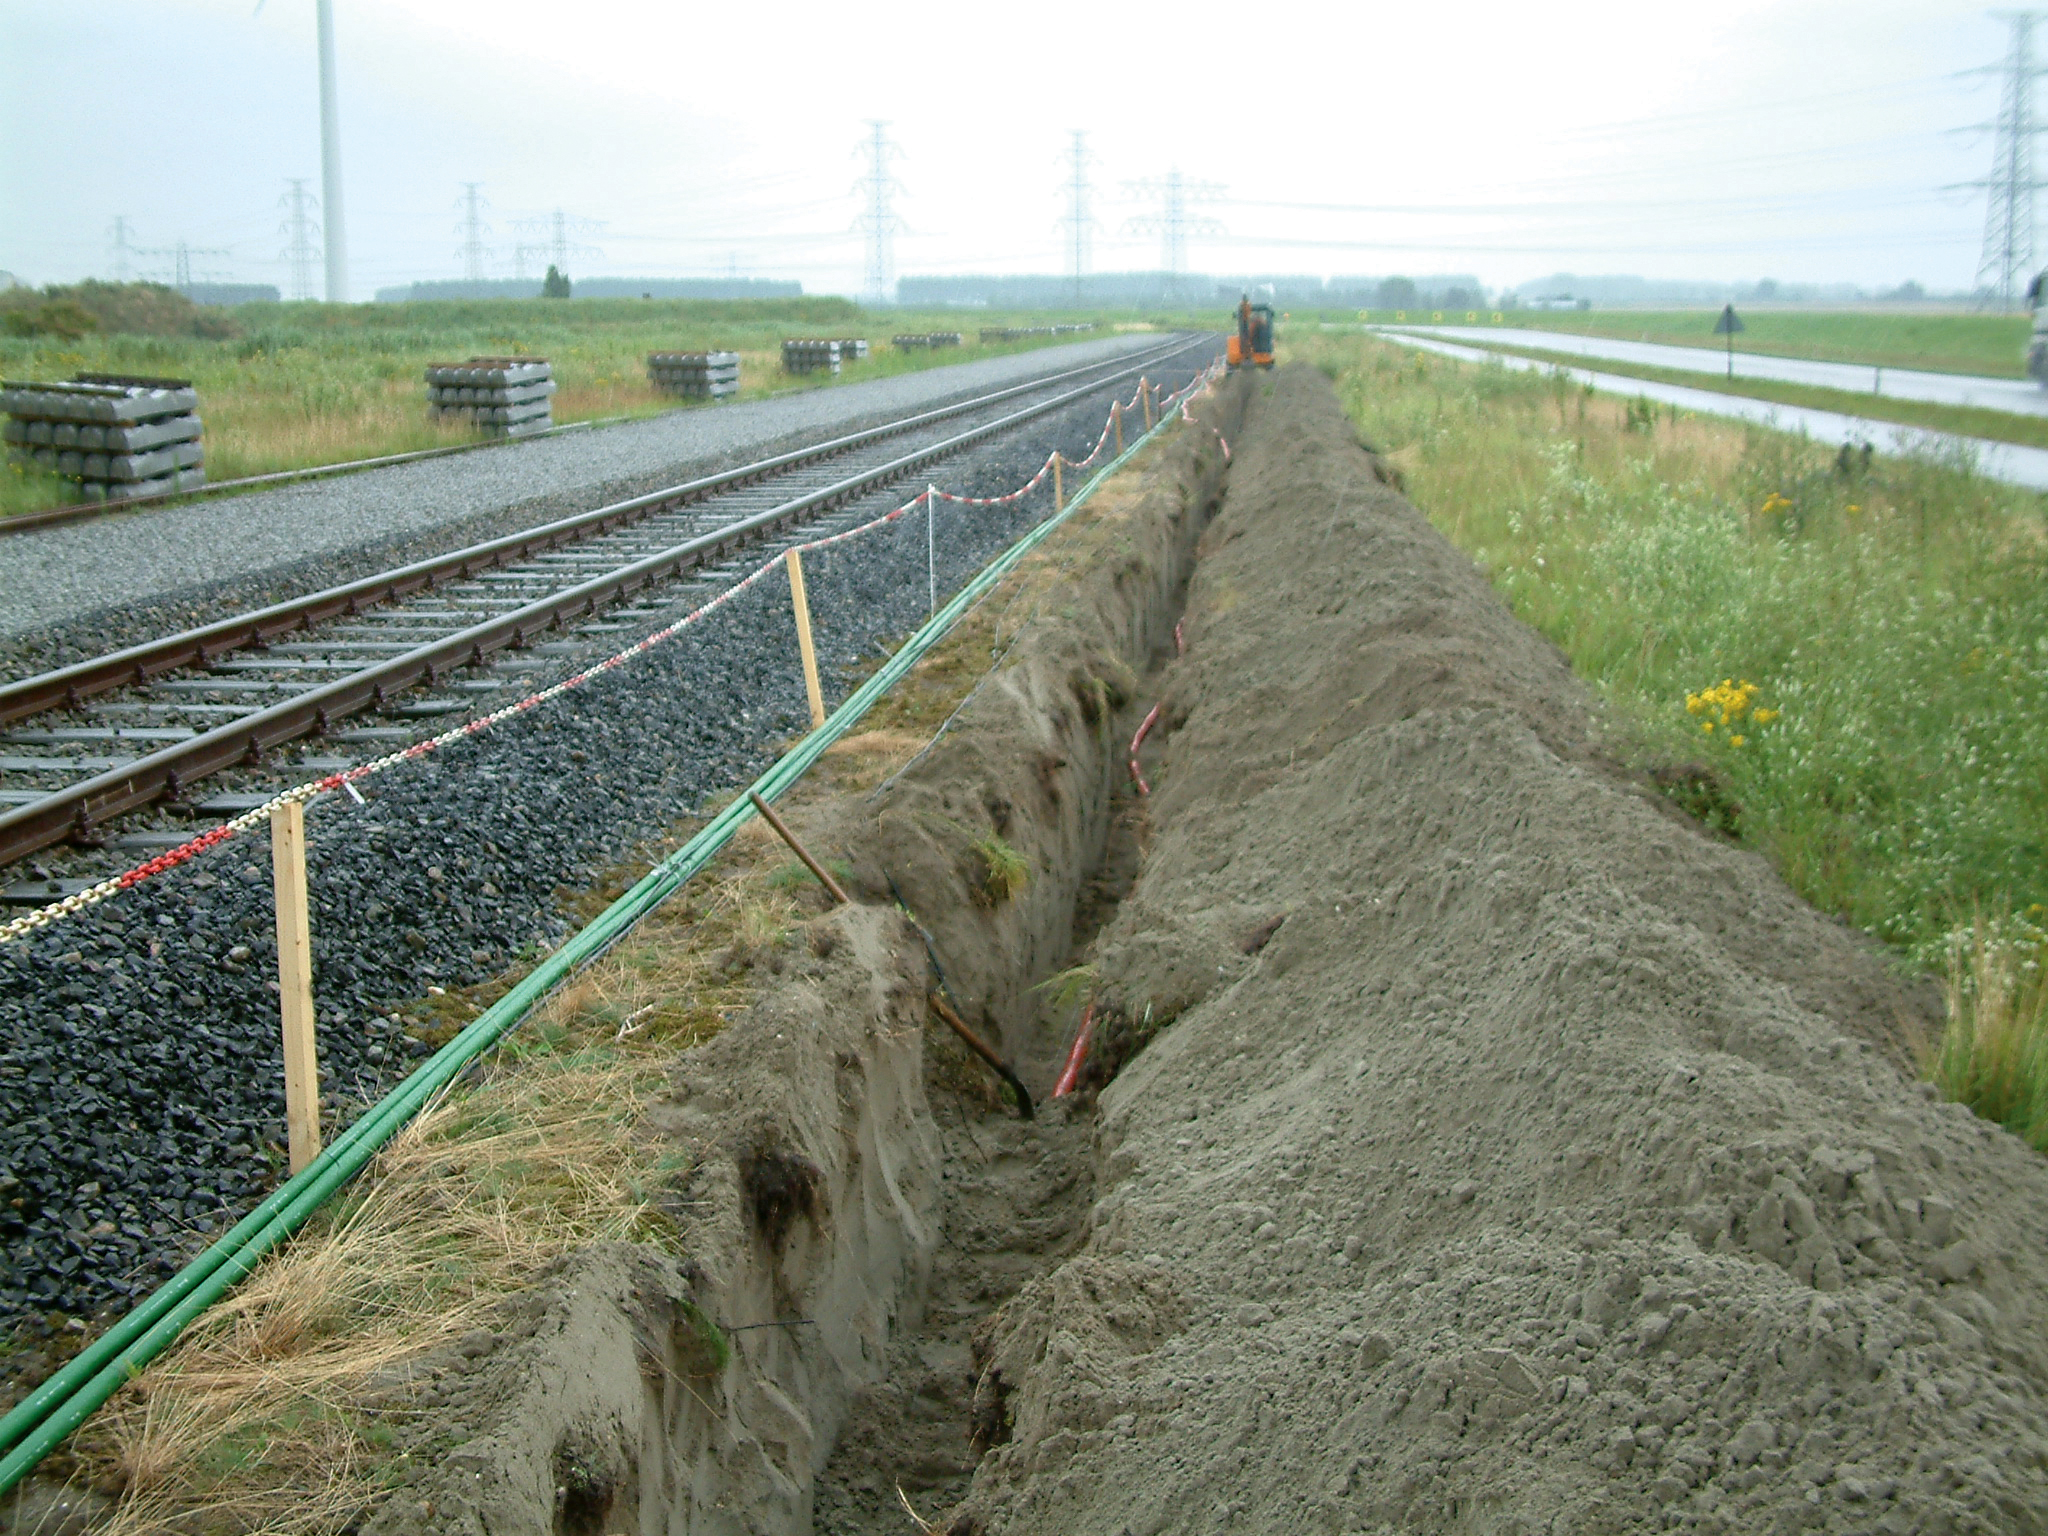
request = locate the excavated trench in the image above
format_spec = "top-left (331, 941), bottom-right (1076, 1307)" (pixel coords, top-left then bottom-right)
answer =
top-left (345, 373), bottom-right (1247, 1536)
top-left (170, 362), bottom-right (2048, 1535)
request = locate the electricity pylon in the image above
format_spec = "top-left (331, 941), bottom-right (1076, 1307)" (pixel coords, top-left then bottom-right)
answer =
top-left (1124, 170), bottom-right (1225, 301)
top-left (279, 180), bottom-right (321, 301)
top-left (455, 183), bottom-right (491, 283)
top-left (1059, 131), bottom-right (1096, 306)
top-left (855, 121), bottom-right (904, 306)
top-left (1960, 12), bottom-right (2048, 310)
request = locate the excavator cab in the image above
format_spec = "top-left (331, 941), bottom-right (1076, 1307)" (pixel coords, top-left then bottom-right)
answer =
top-left (1226, 296), bottom-right (1276, 370)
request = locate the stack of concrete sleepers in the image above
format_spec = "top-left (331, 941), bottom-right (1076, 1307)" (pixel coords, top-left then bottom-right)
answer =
top-left (1, 374), bottom-right (205, 502)
top-left (835, 338), bottom-right (869, 361)
top-left (647, 351), bottom-right (739, 399)
top-left (425, 357), bottom-right (555, 438)
top-left (782, 339), bottom-right (841, 376)
top-left (891, 332), bottom-right (964, 351)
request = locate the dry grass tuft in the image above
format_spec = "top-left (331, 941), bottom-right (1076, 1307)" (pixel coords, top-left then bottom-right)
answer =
top-left (66, 860), bottom-right (804, 1533)
top-left (971, 834), bottom-right (1030, 906)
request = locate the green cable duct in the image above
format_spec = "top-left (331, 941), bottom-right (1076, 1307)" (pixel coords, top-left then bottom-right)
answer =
top-left (0, 366), bottom-right (1211, 1496)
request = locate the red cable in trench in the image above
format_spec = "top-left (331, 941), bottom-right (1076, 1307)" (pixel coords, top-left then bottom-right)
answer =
top-left (1128, 703), bottom-right (1162, 795)
top-left (1053, 1002), bottom-right (1096, 1098)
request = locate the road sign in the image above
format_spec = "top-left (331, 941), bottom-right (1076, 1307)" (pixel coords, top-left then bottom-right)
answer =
top-left (1713, 304), bottom-right (1744, 377)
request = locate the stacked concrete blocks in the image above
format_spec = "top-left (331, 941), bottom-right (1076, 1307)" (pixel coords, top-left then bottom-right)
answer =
top-left (891, 332), bottom-right (964, 351)
top-left (782, 339), bottom-right (841, 376)
top-left (1, 374), bottom-right (206, 502)
top-left (647, 351), bottom-right (740, 400)
top-left (835, 338), bottom-right (870, 361)
top-left (425, 357), bottom-right (556, 438)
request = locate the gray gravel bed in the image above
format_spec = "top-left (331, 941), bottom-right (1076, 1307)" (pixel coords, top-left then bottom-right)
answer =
top-left (0, 334), bottom-right (1159, 659)
top-left (0, 355), bottom-right (1212, 1340)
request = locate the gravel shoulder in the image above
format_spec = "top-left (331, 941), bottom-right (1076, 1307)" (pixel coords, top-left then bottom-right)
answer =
top-left (0, 334), bottom-right (1158, 658)
top-left (949, 365), bottom-right (2048, 1535)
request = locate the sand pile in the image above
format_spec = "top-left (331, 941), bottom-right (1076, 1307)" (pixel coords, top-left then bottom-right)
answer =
top-left (947, 366), bottom-right (2048, 1535)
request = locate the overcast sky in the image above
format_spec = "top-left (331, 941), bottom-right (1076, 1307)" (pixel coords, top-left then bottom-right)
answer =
top-left (0, 1), bottom-right (2019, 298)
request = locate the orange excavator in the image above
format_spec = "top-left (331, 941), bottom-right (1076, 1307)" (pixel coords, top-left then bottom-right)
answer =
top-left (1227, 295), bottom-right (1275, 370)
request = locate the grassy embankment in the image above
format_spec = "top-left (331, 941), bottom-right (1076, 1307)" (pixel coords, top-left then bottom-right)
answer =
top-left (0, 291), bottom-right (1159, 520)
top-left (1359, 308), bottom-right (2032, 380)
top-left (1288, 332), bottom-right (2048, 1146)
top-left (1454, 338), bottom-right (2048, 452)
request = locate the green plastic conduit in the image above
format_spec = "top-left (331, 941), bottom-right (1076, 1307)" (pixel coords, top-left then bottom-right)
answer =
top-left (0, 361), bottom-right (1216, 1495)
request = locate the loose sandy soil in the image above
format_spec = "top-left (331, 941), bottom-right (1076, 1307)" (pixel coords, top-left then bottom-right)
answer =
top-left (946, 367), bottom-right (2048, 1535)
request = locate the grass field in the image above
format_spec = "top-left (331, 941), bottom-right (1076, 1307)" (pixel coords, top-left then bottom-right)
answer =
top-left (1290, 332), bottom-right (2048, 1146)
top-left (0, 294), bottom-right (1161, 520)
top-left (1455, 338), bottom-right (2048, 451)
top-left (1375, 308), bottom-right (2033, 380)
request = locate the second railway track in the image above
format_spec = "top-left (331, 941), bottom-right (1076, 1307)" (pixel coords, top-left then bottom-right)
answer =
top-left (0, 337), bottom-right (1208, 888)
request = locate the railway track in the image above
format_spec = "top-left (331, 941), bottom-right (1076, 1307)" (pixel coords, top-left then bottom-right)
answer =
top-left (0, 337), bottom-right (1208, 888)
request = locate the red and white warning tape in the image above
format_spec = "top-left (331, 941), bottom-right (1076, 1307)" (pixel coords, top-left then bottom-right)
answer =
top-left (0, 361), bottom-right (1222, 946)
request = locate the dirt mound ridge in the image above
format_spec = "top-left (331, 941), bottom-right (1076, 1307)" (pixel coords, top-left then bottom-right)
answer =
top-left (949, 366), bottom-right (2048, 1535)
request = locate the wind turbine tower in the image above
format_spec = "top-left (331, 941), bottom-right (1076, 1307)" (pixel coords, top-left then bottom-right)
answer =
top-left (316, 0), bottom-right (348, 301)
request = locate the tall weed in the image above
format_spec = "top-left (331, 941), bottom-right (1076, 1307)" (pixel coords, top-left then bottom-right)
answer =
top-left (1299, 332), bottom-right (2048, 1137)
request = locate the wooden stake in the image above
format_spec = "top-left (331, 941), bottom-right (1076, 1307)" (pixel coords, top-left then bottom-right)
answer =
top-left (786, 548), bottom-right (825, 729)
top-left (1113, 402), bottom-right (1124, 455)
top-left (270, 800), bottom-right (322, 1173)
top-left (1052, 452), bottom-right (1063, 512)
top-left (748, 790), bottom-right (849, 903)
top-left (1141, 377), bottom-right (1154, 429)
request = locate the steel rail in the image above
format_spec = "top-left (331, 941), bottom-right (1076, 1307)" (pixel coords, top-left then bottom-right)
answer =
top-left (0, 337), bottom-right (1189, 728)
top-left (0, 337), bottom-right (1210, 868)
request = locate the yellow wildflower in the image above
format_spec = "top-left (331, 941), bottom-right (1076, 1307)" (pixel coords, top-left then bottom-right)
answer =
top-left (1730, 734), bottom-right (1746, 747)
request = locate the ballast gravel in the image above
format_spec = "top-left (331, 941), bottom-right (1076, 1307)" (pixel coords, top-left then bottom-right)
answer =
top-left (0, 334), bottom-right (1157, 656)
top-left (0, 361), bottom-right (1208, 1338)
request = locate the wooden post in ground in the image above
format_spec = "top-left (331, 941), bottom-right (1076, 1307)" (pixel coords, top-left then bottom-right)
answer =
top-left (785, 548), bottom-right (826, 729)
top-left (270, 800), bottom-right (322, 1173)
top-left (1141, 378), bottom-right (1154, 429)
top-left (1052, 453), bottom-right (1063, 512)
top-left (1113, 402), bottom-right (1124, 456)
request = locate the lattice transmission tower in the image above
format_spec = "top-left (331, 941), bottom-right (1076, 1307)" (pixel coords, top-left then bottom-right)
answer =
top-left (1964, 12), bottom-right (2048, 310)
top-left (512, 209), bottom-right (603, 282)
top-left (1059, 131), bottom-right (1096, 306)
top-left (455, 183), bottom-right (491, 283)
top-left (856, 121), bottom-right (904, 305)
top-left (136, 240), bottom-right (232, 290)
top-left (107, 216), bottom-right (136, 282)
top-left (279, 180), bottom-right (321, 301)
top-left (1123, 170), bottom-right (1224, 301)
